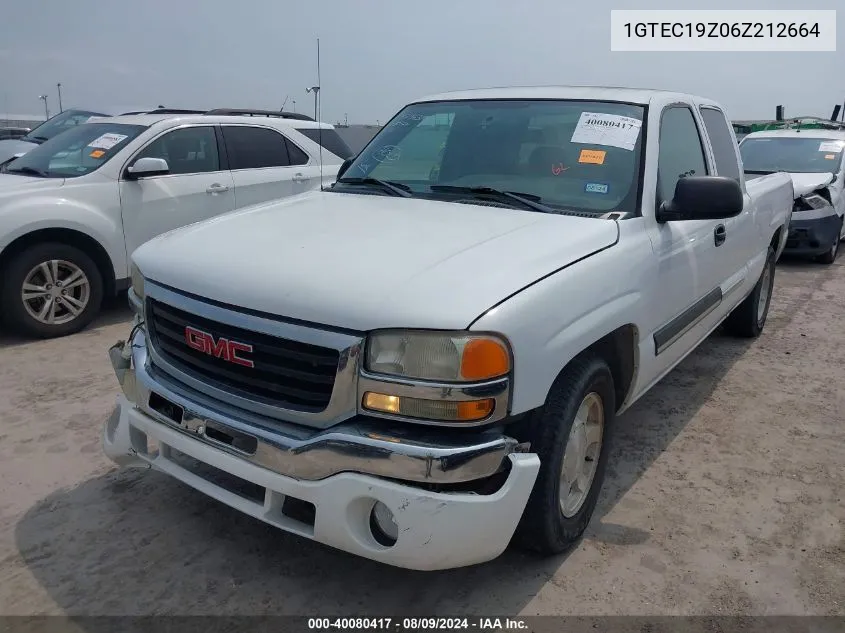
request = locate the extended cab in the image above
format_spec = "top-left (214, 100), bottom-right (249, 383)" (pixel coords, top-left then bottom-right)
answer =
top-left (104, 87), bottom-right (794, 571)
top-left (0, 109), bottom-right (352, 338)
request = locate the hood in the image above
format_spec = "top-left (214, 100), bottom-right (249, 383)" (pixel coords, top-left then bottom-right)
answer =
top-left (135, 191), bottom-right (619, 331)
top-left (790, 172), bottom-right (835, 197)
top-left (0, 173), bottom-right (63, 194)
top-left (0, 139), bottom-right (38, 165)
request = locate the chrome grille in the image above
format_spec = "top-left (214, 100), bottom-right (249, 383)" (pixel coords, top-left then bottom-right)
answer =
top-left (146, 298), bottom-right (339, 411)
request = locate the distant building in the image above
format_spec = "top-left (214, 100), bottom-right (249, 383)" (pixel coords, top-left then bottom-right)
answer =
top-left (0, 114), bottom-right (44, 129)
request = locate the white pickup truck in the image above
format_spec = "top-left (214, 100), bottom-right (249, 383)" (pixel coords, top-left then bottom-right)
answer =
top-left (0, 109), bottom-right (349, 338)
top-left (104, 87), bottom-right (793, 571)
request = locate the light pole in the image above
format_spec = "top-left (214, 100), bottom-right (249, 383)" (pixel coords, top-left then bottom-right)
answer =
top-left (306, 86), bottom-right (320, 121)
top-left (305, 38), bottom-right (322, 122)
top-left (56, 83), bottom-right (63, 112)
top-left (39, 94), bottom-right (49, 120)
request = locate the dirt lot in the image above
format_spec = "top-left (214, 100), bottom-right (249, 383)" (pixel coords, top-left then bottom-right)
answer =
top-left (0, 259), bottom-right (843, 617)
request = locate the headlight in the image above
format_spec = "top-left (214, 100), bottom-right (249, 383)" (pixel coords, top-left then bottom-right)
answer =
top-left (130, 262), bottom-right (145, 301)
top-left (129, 263), bottom-right (144, 301)
top-left (365, 330), bottom-right (510, 382)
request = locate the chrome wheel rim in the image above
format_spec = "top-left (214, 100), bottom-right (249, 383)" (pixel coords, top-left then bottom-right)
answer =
top-left (21, 259), bottom-right (90, 326)
top-left (757, 262), bottom-right (772, 324)
top-left (559, 392), bottom-right (604, 518)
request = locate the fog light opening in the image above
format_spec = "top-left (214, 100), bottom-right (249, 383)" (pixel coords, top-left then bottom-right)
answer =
top-left (369, 501), bottom-right (399, 547)
top-left (146, 435), bottom-right (160, 458)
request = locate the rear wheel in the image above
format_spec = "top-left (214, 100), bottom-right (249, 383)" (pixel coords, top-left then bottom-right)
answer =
top-left (1, 242), bottom-right (103, 338)
top-left (723, 245), bottom-right (775, 338)
top-left (513, 354), bottom-right (615, 554)
top-left (817, 217), bottom-right (842, 265)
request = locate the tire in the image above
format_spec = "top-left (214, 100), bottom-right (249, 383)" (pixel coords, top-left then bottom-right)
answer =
top-left (817, 218), bottom-right (842, 265)
top-left (513, 353), bottom-right (616, 555)
top-left (1, 242), bottom-right (104, 339)
top-left (723, 245), bottom-right (776, 339)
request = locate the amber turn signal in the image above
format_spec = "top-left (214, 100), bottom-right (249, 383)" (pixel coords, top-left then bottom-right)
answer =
top-left (460, 338), bottom-right (510, 381)
top-left (363, 392), bottom-right (494, 422)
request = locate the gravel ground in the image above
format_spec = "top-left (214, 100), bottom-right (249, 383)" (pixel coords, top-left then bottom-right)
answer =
top-left (0, 258), bottom-right (843, 617)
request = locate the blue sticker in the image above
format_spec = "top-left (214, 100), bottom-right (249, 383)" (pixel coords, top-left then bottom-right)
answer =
top-left (585, 182), bottom-right (609, 194)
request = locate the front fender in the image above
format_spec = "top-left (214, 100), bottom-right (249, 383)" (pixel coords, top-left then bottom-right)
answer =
top-left (0, 195), bottom-right (126, 279)
top-left (470, 240), bottom-right (650, 416)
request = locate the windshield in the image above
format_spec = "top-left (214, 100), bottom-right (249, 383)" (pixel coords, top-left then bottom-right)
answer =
top-left (740, 137), bottom-right (845, 174)
top-left (337, 99), bottom-right (646, 215)
top-left (22, 109), bottom-right (108, 143)
top-left (3, 122), bottom-right (146, 178)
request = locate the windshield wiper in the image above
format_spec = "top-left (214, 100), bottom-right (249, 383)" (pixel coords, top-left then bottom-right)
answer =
top-left (22, 135), bottom-right (49, 144)
top-left (5, 166), bottom-right (49, 177)
top-left (744, 169), bottom-right (775, 175)
top-left (429, 185), bottom-right (556, 214)
top-left (336, 177), bottom-right (412, 198)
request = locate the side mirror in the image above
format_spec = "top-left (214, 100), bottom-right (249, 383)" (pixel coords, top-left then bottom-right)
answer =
top-left (336, 157), bottom-right (354, 180)
top-left (656, 176), bottom-right (744, 223)
top-left (126, 157), bottom-right (169, 179)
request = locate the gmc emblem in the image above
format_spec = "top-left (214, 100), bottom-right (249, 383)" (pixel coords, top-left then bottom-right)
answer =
top-left (184, 326), bottom-right (255, 368)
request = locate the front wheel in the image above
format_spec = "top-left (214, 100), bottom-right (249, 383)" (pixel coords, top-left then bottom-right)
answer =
top-left (723, 245), bottom-right (776, 338)
top-left (513, 354), bottom-right (616, 554)
top-left (817, 217), bottom-right (842, 265)
top-left (1, 242), bottom-right (104, 339)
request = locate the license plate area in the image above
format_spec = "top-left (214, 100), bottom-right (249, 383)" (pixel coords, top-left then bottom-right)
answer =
top-left (149, 390), bottom-right (184, 424)
top-left (148, 390), bottom-right (258, 455)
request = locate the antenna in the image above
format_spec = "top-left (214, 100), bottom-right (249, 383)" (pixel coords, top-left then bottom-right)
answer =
top-left (281, 95), bottom-right (289, 112)
top-left (315, 38), bottom-right (323, 191)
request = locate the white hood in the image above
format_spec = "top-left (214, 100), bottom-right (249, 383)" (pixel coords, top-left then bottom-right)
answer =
top-left (134, 191), bottom-right (619, 331)
top-left (0, 173), bottom-right (64, 202)
top-left (790, 172), bottom-right (835, 197)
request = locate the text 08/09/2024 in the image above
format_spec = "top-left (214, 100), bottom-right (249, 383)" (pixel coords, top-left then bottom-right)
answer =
top-left (307, 618), bottom-right (529, 631)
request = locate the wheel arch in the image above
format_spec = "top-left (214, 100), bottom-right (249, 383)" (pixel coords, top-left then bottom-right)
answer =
top-left (581, 324), bottom-right (639, 412)
top-left (0, 228), bottom-right (118, 296)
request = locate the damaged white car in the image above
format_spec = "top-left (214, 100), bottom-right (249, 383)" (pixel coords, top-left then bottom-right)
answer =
top-left (740, 129), bottom-right (845, 264)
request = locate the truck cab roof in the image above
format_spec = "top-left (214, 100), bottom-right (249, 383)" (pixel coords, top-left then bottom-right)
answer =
top-left (414, 85), bottom-right (725, 109)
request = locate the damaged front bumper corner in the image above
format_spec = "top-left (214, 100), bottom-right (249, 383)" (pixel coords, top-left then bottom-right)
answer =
top-left (109, 339), bottom-right (137, 401)
top-left (102, 326), bottom-right (542, 570)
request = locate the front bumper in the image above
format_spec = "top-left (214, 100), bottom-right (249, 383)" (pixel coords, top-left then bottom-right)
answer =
top-left (103, 329), bottom-right (541, 570)
top-left (784, 210), bottom-right (841, 257)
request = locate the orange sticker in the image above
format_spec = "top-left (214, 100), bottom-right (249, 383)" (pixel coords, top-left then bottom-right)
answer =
top-left (824, 154), bottom-right (836, 160)
top-left (89, 149), bottom-right (105, 158)
top-left (579, 149), bottom-right (606, 165)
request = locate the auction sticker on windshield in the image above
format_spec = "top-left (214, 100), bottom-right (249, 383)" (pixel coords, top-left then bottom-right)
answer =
top-left (88, 133), bottom-right (128, 150)
top-left (571, 113), bottom-right (642, 151)
top-left (818, 141), bottom-right (844, 153)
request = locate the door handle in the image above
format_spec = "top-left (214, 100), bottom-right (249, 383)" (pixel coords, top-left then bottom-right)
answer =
top-left (206, 183), bottom-right (230, 194)
top-left (292, 172), bottom-right (307, 183)
top-left (714, 224), bottom-right (727, 247)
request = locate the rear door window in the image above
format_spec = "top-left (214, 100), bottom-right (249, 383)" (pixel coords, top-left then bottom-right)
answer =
top-left (700, 107), bottom-right (741, 182)
top-left (221, 126), bottom-right (292, 170)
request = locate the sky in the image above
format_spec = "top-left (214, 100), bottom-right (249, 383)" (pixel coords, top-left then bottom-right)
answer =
top-left (1, 0), bottom-right (842, 125)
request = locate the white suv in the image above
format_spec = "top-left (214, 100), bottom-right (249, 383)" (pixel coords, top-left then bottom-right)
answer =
top-left (0, 108), bottom-right (351, 338)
